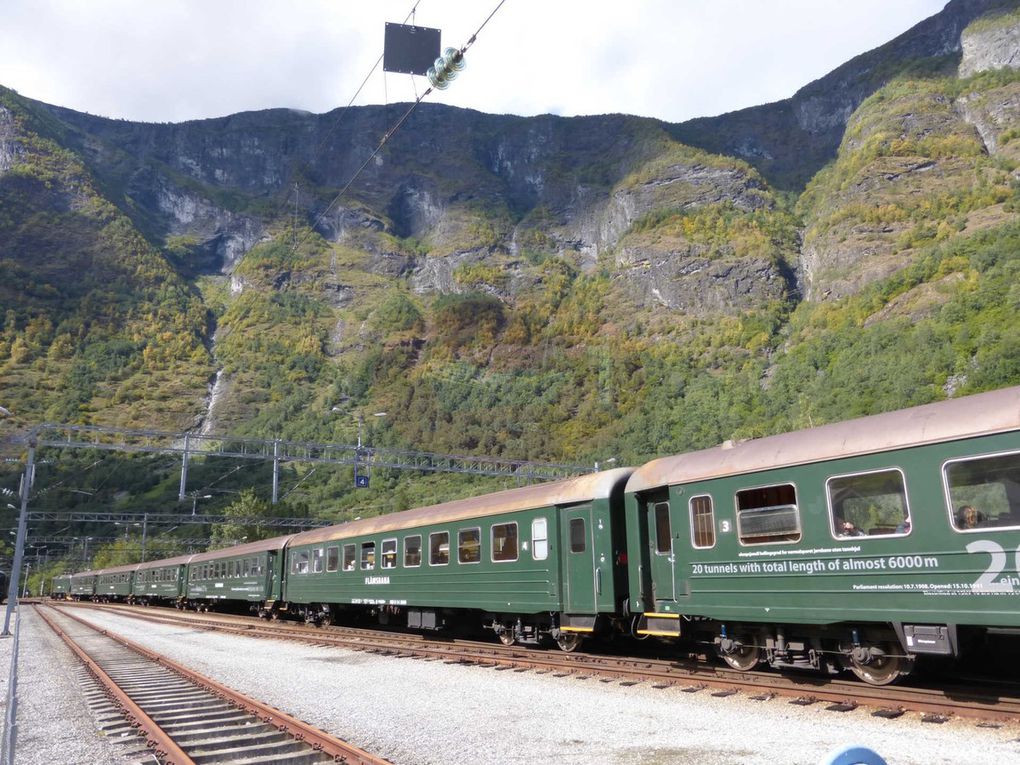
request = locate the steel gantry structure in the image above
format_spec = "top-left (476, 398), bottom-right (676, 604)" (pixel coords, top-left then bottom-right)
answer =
top-left (27, 422), bottom-right (593, 503)
top-left (1, 423), bottom-right (596, 626)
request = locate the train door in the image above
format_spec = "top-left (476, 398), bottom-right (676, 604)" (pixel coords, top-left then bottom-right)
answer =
top-left (267, 551), bottom-right (280, 600)
top-left (640, 491), bottom-right (675, 603)
top-left (560, 505), bottom-right (597, 613)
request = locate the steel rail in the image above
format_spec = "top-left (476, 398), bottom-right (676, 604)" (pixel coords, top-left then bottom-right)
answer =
top-left (41, 604), bottom-right (391, 765)
top-left (35, 606), bottom-right (195, 765)
top-left (66, 601), bottom-right (1020, 723)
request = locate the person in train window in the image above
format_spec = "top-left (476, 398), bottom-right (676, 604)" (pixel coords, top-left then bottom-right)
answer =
top-left (835, 518), bottom-right (865, 537)
top-left (957, 505), bottom-right (984, 529)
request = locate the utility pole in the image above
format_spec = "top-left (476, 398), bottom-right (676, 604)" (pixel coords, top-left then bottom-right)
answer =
top-left (3, 438), bottom-right (34, 635)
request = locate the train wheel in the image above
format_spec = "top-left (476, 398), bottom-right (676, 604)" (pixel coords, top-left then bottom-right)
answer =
top-left (555, 632), bottom-right (583, 653)
top-left (846, 644), bottom-right (912, 685)
top-left (717, 636), bottom-right (761, 671)
top-left (498, 630), bottom-right (515, 646)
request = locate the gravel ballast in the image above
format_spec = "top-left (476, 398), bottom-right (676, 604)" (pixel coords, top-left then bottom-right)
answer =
top-left (9, 607), bottom-right (134, 765)
top-left (18, 606), bottom-right (1020, 765)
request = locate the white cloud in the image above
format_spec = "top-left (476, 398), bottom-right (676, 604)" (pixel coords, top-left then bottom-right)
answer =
top-left (1, 0), bottom-right (947, 123)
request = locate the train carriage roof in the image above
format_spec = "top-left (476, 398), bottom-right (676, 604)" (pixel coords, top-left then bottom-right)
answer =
top-left (289, 467), bottom-right (636, 547)
top-left (91, 563), bottom-right (141, 577)
top-left (627, 385), bottom-right (1020, 493)
top-left (188, 534), bottom-right (294, 564)
top-left (135, 553), bottom-right (196, 572)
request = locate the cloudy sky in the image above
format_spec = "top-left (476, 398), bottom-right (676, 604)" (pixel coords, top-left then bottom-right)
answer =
top-left (2, 0), bottom-right (947, 125)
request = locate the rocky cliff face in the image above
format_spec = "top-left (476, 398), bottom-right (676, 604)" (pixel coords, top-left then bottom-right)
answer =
top-left (3, 0), bottom-right (1020, 443)
top-left (0, 106), bottom-right (21, 174)
top-left (672, 0), bottom-right (1014, 190)
top-left (960, 7), bottom-right (1020, 75)
top-left (796, 4), bottom-right (1020, 302)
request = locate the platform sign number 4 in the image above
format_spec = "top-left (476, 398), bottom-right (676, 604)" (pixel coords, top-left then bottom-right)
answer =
top-left (355, 474), bottom-right (370, 489)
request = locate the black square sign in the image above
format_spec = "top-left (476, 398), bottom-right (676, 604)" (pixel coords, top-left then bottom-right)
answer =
top-left (384, 23), bottom-right (441, 76)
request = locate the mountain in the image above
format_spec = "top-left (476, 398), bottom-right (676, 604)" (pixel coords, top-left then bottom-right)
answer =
top-left (2, 0), bottom-right (1020, 545)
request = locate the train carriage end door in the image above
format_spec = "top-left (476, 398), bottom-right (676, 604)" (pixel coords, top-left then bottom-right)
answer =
top-left (560, 505), bottom-right (597, 613)
top-left (267, 551), bottom-right (280, 599)
top-left (644, 491), bottom-right (675, 604)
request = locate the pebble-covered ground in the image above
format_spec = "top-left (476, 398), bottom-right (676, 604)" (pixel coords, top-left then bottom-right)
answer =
top-left (13, 605), bottom-right (1020, 765)
top-left (4, 607), bottom-right (133, 765)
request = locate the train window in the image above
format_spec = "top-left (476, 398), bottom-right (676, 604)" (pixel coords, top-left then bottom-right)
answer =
top-left (326, 546), bottom-right (339, 572)
top-left (312, 548), bottom-right (325, 574)
top-left (945, 450), bottom-right (1020, 532)
top-left (532, 518), bottom-right (548, 561)
top-left (361, 542), bottom-right (376, 570)
top-left (382, 539), bottom-right (398, 569)
top-left (459, 528), bottom-right (481, 564)
top-left (342, 544), bottom-right (356, 571)
top-left (735, 483), bottom-right (801, 545)
top-left (570, 518), bottom-right (586, 553)
top-left (827, 469), bottom-right (910, 538)
top-left (430, 532), bottom-right (450, 566)
top-left (294, 552), bottom-right (308, 574)
top-left (491, 523), bottom-right (518, 562)
top-left (654, 502), bottom-right (672, 554)
top-left (404, 535), bottom-right (422, 567)
top-left (690, 495), bottom-right (716, 549)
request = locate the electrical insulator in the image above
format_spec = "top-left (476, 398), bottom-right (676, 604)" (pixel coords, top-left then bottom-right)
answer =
top-left (427, 47), bottom-right (466, 90)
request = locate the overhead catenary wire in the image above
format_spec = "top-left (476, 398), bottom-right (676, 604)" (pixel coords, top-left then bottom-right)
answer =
top-left (293, 0), bottom-right (509, 255)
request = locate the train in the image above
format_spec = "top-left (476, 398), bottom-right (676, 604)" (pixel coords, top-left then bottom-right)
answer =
top-left (51, 385), bottom-right (1020, 685)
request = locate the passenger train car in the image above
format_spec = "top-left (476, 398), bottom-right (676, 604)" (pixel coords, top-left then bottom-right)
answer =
top-left (55, 386), bottom-right (1020, 684)
top-left (282, 469), bottom-right (633, 649)
top-left (625, 385), bottom-right (1020, 684)
top-left (50, 574), bottom-right (71, 598)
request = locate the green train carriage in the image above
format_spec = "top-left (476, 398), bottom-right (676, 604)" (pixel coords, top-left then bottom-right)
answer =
top-left (94, 564), bottom-right (138, 601)
top-left (134, 553), bottom-right (194, 605)
top-left (50, 574), bottom-right (71, 599)
top-left (185, 536), bottom-right (291, 614)
top-left (283, 468), bottom-right (634, 649)
top-left (69, 571), bottom-right (96, 600)
top-left (626, 386), bottom-right (1020, 684)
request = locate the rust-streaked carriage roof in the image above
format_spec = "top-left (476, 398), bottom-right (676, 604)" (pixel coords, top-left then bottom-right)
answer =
top-left (289, 467), bottom-right (636, 547)
top-left (627, 385), bottom-right (1020, 493)
top-left (136, 553), bottom-right (196, 571)
top-left (188, 534), bottom-right (294, 563)
top-left (91, 563), bottom-right (140, 577)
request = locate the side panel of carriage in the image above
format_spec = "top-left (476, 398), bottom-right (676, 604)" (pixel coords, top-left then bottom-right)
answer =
top-left (134, 562), bottom-right (189, 601)
top-left (70, 573), bottom-right (96, 598)
top-left (95, 569), bottom-right (135, 599)
top-left (51, 575), bottom-right (71, 597)
top-left (627, 431), bottom-right (1020, 638)
top-left (186, 538), bottom-right (289, 605)
top-left (283, 473), bottom-right (632, 635)
top-left (283, 506), bottom-right (565, 615)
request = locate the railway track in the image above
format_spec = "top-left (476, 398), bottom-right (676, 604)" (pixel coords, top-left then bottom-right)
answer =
top-left (59, 600), bottom-right (1020, 725)
top-left (36, 604), bottom-right (390, 765)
